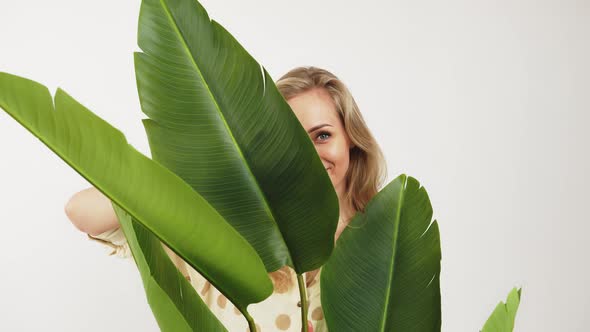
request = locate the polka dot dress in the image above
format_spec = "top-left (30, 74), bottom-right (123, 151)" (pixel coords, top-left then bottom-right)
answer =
top-left (187, 258), bottom-right (326, 331)
top-left (88, 227), bottom-right (328, 331)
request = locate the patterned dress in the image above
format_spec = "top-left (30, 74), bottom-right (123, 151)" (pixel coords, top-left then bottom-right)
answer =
top-left (88, 227), bottom-right (327, 332)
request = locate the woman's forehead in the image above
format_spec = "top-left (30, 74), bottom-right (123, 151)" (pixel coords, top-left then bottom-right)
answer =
top-left (287, 89), bottom-right (341, 129)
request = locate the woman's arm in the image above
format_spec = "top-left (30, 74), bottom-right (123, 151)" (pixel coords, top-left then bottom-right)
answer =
top-left (66, 187), bottom-right (191, 276)
top-left (64, 187), bottom-right (120, 236)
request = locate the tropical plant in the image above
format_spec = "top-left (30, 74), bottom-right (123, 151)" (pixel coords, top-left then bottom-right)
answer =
top-left (321, 175), bottom-right (442, 331)
top-left (0, 0), bottom-right (521, 330)
top-left (481, 288), bottom-right (522, 332)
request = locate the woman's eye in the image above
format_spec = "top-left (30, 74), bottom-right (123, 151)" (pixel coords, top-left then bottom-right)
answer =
top-left (316, 132), bottom-right (331, 141)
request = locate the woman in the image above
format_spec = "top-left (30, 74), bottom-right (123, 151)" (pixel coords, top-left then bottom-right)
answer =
top-left (65, 66), bottom-right (387, 331)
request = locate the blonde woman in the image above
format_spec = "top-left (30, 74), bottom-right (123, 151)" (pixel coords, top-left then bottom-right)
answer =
top-left (65, 66), bottom-right (387, 332)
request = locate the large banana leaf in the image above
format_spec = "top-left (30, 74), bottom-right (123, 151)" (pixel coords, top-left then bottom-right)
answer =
top-left (480, 288), bottom-right (522, 332)
top-left (112, 204), bottom-right (226, 332)
top-left (0, 72), bottom-right (272, 312)
top-left (321, 174), bottom-right (442, 331)
top-left (134, 0), bottom-right (339, 274)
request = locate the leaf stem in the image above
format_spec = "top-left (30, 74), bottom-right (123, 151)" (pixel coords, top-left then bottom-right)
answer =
top-left (244, 311), bottom-right (257, 331)
top-left (297, 274), bottom-right (309, 332)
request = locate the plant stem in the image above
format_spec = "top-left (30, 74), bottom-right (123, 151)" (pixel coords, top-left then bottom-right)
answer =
top-left (244, 311), bottom-right (256, 331)
top-left (297, 273), bottom-right (309, 332)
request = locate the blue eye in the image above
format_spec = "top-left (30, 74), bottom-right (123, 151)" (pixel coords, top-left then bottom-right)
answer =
top-left (317, 131), bottom-right (331, 141)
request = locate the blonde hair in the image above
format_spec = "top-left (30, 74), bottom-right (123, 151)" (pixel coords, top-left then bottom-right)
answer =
top-left (269, 66), bottom-right (388, 292)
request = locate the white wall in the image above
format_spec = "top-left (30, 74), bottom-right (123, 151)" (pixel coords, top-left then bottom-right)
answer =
top-left (0, 0), bottom-right (588, 331)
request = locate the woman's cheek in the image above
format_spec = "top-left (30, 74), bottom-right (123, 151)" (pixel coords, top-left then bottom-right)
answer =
top-left (337, 152), bottom-right (351, 181)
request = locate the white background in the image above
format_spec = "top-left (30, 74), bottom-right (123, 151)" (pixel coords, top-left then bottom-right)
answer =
top-left (0, 0), bottom-right (588, 331)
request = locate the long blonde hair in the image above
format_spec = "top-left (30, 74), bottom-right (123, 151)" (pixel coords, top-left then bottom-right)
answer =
top-left (269, 66), bottom-right (388, 293)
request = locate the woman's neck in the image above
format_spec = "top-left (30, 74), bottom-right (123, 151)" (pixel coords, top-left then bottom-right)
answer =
top-left (335, 202), bottom-right (354, 243)
top-left (307, 199), bottom-right (354, 284)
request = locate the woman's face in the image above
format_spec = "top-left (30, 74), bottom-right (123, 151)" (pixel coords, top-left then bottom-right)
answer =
top-left (287, 88), bottom-right (353, 198)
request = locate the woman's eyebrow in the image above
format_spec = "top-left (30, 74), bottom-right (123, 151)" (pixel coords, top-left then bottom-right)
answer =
top-left (307, 124), bottom-right (333, 133)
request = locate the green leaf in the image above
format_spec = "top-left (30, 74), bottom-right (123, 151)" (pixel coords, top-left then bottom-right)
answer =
top-left (321, 174), bottom-right (442, 331)
top-left (134, 0), bottom-right (339, 274)
top-left (0, 72), bottom-right (272, 312)
top-left (113, 204), bottom-right (227, 332)
top-left (480, 288), bottom-right (522, 332)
